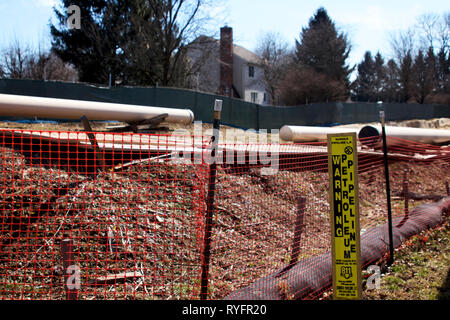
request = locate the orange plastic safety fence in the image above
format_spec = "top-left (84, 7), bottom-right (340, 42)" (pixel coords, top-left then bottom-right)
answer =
top-left (0, 129), bottom-right (209, 300)
top-left (0, 129), bottom-right (448, 300)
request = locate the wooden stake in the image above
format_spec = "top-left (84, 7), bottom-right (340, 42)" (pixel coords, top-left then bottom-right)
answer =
top-left (396, 170), bottom-right (410, 228)
top-left (289, 196), bottom-right (306, 267)
top-left (61, 238), bottom-right (79, 300)
top-left (81, 115), bottom-right (105, 170)
top-left (276, 196), bottom-right (307, 277)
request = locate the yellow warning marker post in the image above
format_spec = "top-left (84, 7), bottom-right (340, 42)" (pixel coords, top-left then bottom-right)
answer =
top-left (327, 133), bottom-right (362, 300)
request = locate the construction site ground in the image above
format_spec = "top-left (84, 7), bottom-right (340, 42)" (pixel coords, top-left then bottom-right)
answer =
top-left (0, 118), bottom-right (448, 300)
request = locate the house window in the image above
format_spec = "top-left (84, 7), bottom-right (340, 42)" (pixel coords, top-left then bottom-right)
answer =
top-left (248, 65), bottom-right (255, 78)
top-left (251, 92), bottom-right (258, 103)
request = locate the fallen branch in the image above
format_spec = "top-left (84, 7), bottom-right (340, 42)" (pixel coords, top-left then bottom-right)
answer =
top-left (88, 272), bottom-right (144, 286)
top-left (393, 190), bottom-right (445, 201)
top-left (113, 152), bottom-right (176, 171)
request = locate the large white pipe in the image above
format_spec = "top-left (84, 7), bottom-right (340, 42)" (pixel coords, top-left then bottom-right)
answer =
top-left (280, 125), bottom-right (359, 142)
top-left (0, 93), bottom-right (194, 124)
top-left (359, 125), bottom-right (450, 145)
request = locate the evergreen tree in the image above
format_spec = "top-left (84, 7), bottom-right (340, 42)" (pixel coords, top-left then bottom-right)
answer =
top-left (353, 51), bottom-right (376, 101)
top-left (353, 51), bottom-right (386, 102)
top-left (424, 46), bottom-right (438, 95)
top-left (50, 0), bottom-right (128, 85)
top-left (398, 51), bottom-right (415, 102)
top-left (289, 7), bottom-right (353, 103)
top-left (119, 0), bottom-right (165, 86)
top-left (295, 7), bottom-right (353, 87)
top-left (373, 52), bottom-right (386, 100)
top-left (384, 59), bottom-right (401, 102)
top-left (50, 0), bottom-right (214, 87)
top-left (411, 48), bottom-right (440, 103)
top-left (412, 50), bottom-right (430, 103)
top-left (437, 47), bottom-right (450, 92)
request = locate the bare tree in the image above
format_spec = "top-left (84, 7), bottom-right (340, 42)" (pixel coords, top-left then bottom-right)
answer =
top-left (1, 40), bottom-right (31, 79)
top-left (147, 0), bottom-right (226, 87)
top-left (389, 12), bottom-right (449, 104)
top-left (441, 12), bottom-right (450, 54)
top-left (51, 0), bottom-right (226, 87)
top-left (389, 27), bottom-right (417, 64)
top-left (27, 52), bottom-right (78, 82)
top-left (1, 39), bottom-right (78, 82)
top-left (416, 13), bottom-right (440, 50)
top-left (255, 32), bottom-right (292, 105)
top-left (184, 35), bottom-right (221, 92)
top-left (416, 12), bottom-right (449, 54)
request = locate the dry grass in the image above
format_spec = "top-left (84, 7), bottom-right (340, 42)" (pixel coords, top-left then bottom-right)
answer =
top-left (362, 216), bottom-right (449, 300)
top-left (0, 146), bottom-right (208, 299)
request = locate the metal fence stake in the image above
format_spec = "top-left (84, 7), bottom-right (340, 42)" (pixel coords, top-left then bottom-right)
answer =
top-left (380, 110), bottom-right (394, 266)
top-left (200, 100), bottom-right (222, 300)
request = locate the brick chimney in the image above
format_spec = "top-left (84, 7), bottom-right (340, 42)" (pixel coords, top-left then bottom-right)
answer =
top-left (219, 26), bottom-right (233, 97)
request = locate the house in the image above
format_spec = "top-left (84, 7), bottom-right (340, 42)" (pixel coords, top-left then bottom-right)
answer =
top-left (186, 27), bottom-right (270, 105)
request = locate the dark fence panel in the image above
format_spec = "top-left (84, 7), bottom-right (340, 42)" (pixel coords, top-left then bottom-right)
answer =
top-left (0, 79), bottom-right (449, 129)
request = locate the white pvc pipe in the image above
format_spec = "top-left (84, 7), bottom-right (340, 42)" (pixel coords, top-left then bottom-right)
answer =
top-left (280, 125), bottom-right (359, 142)
top-left (0, 93), bottom-right (194, 124)
top-left (359, 125), bottom-right (450, 145)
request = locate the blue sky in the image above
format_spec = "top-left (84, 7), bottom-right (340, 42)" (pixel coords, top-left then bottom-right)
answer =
top-left (226, 0), bottom-right (449, 65)
top-left (0, 0), bottom-right (449, 70)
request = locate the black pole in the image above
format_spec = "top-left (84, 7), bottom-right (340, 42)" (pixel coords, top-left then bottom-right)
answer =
top-left (200, 99), bottom-right (222, 300)
top-left (380, 110), bottom-right (394, 266)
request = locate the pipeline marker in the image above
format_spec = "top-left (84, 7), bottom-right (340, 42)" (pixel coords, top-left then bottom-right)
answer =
top-left (327, 133), bottom-right (362, 300)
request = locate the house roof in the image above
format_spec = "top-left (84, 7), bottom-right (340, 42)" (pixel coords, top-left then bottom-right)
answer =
top-left (188, 36), bottom-right (263, 65)
top-left (233, 44), bottom-right (263, 65)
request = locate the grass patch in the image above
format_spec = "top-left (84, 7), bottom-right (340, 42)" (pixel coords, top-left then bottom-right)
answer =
top-left (363, 216), bottom-right (449, 300)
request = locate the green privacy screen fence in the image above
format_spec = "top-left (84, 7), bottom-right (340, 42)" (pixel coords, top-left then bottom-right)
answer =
top-left (0, 79), bottom-right (449, 129)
